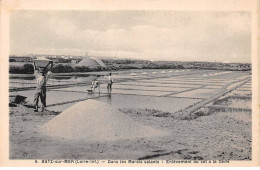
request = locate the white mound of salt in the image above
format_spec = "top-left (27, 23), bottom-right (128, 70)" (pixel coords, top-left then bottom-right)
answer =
top-left (41, 100), bottom-right (165, 141)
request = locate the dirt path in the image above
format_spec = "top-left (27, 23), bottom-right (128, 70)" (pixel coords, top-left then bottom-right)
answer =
top-left (10, 96), bottom-right (251, 160)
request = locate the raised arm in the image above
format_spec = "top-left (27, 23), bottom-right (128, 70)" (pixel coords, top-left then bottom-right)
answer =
top-left (50, 60), bottom-right (53, 69)
top-left (45, 60), bottom-right (53, 71)
top-left (33, 61), bottom-right (37, 70)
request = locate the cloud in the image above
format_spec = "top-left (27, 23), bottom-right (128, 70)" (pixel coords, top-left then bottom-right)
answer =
top-left (10, 11), bottom-right (251, 63)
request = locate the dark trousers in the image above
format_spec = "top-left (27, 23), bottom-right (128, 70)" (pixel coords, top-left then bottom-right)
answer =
top-left (107, 82), bottom-right (113, 93)
top-left (34, 86), bottom-right (46, 108)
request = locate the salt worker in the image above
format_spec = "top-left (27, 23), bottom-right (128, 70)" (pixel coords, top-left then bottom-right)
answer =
top-left (33, 60), bottom-right (53, 112)
top-left (107, 72), bottom-right (113, 93)
top-left (91, 77), bottom-right (101, 94)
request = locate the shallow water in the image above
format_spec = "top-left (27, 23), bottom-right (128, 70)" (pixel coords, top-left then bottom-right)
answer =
top-left (9, 69), bottom-right (252, 114)
top-left (10, 90), bottom-right (92, 106)
top-left (113, 84), bottom-right (191, 92)
top-left (172, 88), bottom-right (221, 99)
top-left (94, 94), bottom-right (202, 113)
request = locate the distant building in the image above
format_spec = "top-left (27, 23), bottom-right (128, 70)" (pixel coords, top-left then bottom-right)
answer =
top-left (75, 56), bottom-right (106, 68)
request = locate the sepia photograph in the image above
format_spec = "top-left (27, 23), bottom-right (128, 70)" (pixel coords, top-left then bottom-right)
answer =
top-left (0, 0), bottom-right (259, 167)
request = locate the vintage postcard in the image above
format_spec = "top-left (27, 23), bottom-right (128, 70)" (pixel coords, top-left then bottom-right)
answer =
top-left (0, 0), bottom-right (259, 167)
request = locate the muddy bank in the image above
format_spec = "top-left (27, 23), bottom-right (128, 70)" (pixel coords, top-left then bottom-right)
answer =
top-left (10, 99), bottom-right (251, 160)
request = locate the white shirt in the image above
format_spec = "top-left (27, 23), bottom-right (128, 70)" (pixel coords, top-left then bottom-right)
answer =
top-left (34, 70), bottom-right (52, 87)
top-left (108, 75), bottom-right (113, 82)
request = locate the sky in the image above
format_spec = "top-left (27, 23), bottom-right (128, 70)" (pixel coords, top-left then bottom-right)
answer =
top-left (10, 11), bottom-right (251, 63)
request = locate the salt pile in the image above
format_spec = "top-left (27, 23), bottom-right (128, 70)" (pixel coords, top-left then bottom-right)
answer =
top-left (41, 100), bottom-right (165, 141)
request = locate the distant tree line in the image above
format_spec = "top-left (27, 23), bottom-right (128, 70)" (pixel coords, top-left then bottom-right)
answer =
top-left (9, 64), bottom-right (105, 74)
top-left (9, 64), bottom-right (34, 74)
top-left (51, 64), bottom-right (104, 73)
top-left (9, 59), bottom-right (251, 74)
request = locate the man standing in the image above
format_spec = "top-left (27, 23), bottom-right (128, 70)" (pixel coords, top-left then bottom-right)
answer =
top-left (33, 60), bottom-right (53, 112)
top-left (107, 72), bottom-right (113, 93)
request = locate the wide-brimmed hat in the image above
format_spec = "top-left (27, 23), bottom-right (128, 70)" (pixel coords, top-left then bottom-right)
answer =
top-left (35, 56), bottom-right (50, 61)
top-left (34, 56), bottom-right (51, 68)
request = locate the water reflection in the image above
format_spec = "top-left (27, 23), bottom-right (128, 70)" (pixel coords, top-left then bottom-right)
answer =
top-left (10, 74), bottom-right (102, 81)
